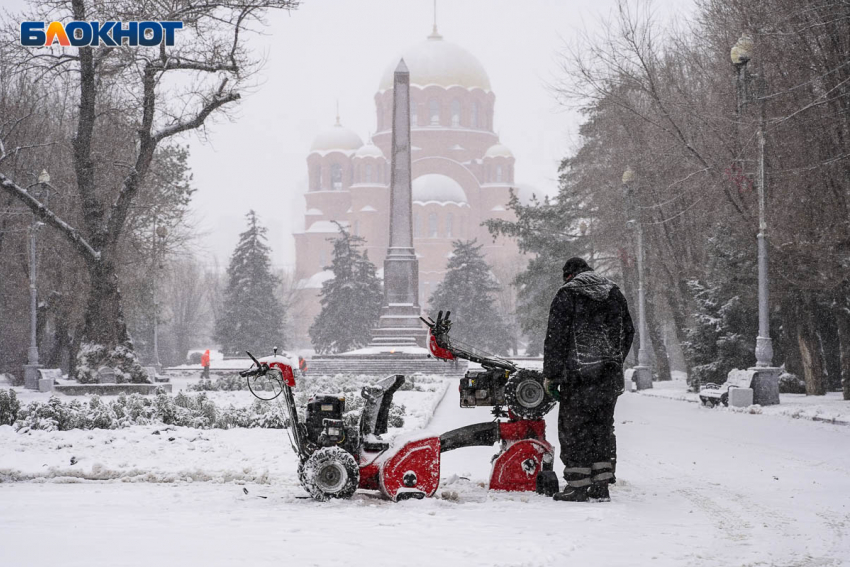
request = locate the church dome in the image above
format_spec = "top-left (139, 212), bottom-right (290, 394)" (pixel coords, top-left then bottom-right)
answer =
top-left (379, 31), bottom-right (491, 92)
top-left (484, 143), bottom-right (513, 159)
top-left (310, 122), bottom-right (363, 154)
top-left (354, 142), bottom-right (385, 159)
top-left (413, 174), bottom-right (468, 205)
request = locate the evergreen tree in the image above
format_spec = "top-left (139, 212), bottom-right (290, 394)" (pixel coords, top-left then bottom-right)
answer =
top-left (681, 224), bottom-right (759, 390)
top-left (485, 173), bottom-right (595, 355)
top-left (309, 225), bottom-right (383, 354)
top-left (427, 240), bottom-right (512, 355)
top-left (214, 211), bottom-right (285, 357)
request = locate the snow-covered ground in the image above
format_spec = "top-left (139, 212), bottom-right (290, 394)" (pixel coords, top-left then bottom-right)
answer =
top-left (643, 374), bottom-right (850, 425)
top-left (2, 382), bottom-right (850, 566)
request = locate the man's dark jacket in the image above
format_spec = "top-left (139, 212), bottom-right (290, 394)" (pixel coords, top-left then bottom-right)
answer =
top-left (543, 271), bottom-right (635, 388)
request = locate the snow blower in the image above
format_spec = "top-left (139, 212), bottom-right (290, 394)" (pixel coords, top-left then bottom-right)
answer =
top-left (240, 314), bottom-right (559, 502)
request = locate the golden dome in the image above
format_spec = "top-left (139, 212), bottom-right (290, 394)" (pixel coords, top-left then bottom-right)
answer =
top-left (379, 32), bottom-right (491, 92)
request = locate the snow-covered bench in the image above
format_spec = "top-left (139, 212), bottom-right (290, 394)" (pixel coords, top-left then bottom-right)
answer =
top-left (699, 369), bottom-right (754, 407)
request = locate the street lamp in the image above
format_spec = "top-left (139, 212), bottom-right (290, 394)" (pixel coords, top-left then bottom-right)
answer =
top-left (24, 170), bottom-right (50, 388)
top-left (622, 167), bottom-right (652, 390)
top-left (152, 220), bottom-right (168, 370)
top-left (731, 32), bottom-right (780, 404)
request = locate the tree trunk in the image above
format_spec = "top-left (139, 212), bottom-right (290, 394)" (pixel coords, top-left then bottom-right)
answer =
top-left (644, 256), bottom-right (671, 381)
top-left (780, 294), bottom-right (804, 377)
top-left (834, 287), bottom-right (850, 401)
top-left (76, 256), bottom-right (145, 383)
top-left (83, 258), bottom-right (131, 346)
top-left (797, 292), bottom-right (827, 396)
top-left (814, 299), bottom-right (842, 391)
top-left (645, 287), bottom-right (672, 381)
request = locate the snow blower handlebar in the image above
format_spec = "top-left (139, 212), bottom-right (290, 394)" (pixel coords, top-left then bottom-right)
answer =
top-left (421, 310), bottom-right (517, 372)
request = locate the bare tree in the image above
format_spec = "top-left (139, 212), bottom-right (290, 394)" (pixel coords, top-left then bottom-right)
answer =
top-left (0, 0), bottom-right (298, 379)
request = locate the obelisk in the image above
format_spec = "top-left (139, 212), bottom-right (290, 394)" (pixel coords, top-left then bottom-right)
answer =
top-left (370, 59), bottom-right (427, 348)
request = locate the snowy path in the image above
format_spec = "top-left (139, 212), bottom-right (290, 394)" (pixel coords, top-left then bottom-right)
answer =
top-left (2, 386), bottom-right (850, 566)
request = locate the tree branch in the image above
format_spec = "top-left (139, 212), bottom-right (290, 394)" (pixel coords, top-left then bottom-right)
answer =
top-left (0, 171), bottom-right (100, 262)
top-left (152, 86), bottom-right (240, 143)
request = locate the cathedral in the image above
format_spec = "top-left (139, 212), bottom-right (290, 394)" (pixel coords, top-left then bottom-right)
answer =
top-left (292, 26), bottom-right (534, 347)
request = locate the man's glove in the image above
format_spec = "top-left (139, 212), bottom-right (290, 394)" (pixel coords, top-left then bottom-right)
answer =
top-left (543, 377), bottom-right (561, 402)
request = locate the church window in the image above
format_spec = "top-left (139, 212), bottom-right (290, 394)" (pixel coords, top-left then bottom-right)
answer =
top-left (429, 99), bottom-right (440, 125)
top-left (428, 213), bottom-right (438, 237)
top-left (319, 250), bottom-right (327, 268)
top-left (354, 220), bottom-right (360, 236)
top-left (451, 100), bottom-right (461, 127)
top-left (331, 163), bottom-right (342, 191)
top-left (312, 165), bottom-right (321, 191)
top-left (414, 212), bottom-right (421, 237)
top-left (365, 163), bottom-right (372, 184)
top-left (472, 101), bottom-right (479, 128)
top-left (377, 102), bottom-right (383, 131)
top-left (411, 100), bottom-right (418, 127)
top-left (446, 213), bottom-right (453, 237)
top-left (496, 165), bottom-right (503, 183)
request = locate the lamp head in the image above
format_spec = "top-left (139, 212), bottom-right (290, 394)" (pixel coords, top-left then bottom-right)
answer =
top-left (731, 33), bottom-right (753, 66)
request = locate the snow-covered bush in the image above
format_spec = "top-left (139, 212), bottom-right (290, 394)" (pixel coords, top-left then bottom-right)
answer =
top-left (12, 389), bottom-right (285, 432)
top-left (76, 342), bottom-right (150, 384)
top-left (189, 374), bottom-right (276, 392)
top-left (0, 389), bottom-right (21, 426)
top-left (188, 352), bottom-right (203, 365)
top-left (779, 371), bottom-right (806, 394)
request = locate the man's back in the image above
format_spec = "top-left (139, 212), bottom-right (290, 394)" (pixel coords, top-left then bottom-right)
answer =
top-left (544, 271), bottom-right (634, 380)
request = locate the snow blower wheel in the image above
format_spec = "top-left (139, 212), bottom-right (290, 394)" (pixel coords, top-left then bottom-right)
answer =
top-left (300, 447), bottom-right (360, 501)
top-left (504, 370), bottom-right (556, 420)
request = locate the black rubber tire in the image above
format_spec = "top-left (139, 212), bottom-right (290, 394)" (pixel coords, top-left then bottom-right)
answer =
top-left (505, 369), bottom-right (557, 420)
top-left (720, 392), bottom-right (729, 407)
top-left (299, 446), bottom-right (360, 501)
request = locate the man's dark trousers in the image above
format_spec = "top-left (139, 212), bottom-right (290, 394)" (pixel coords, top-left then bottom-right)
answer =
top-left (558, 363), bottom-right (620, 486)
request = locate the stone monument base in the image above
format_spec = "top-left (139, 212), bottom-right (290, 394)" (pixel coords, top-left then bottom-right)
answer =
top-left (310, 346), bottom-right (467, 378)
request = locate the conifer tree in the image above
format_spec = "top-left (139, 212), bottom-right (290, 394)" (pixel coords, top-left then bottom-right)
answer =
top-left (427, 240), bottom-right (512, 355)
top-left (485, 179), bottom-right (594, 355)
top-left (214, 211), bottom-right (285, 357)
top-left (309, 225), bottom-right (383, 354)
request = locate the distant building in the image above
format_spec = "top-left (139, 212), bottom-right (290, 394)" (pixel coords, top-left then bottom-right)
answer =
top-left (292, 28), bottom-right (536, 347)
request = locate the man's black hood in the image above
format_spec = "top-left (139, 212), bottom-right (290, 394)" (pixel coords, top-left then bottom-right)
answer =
top-left (562, 271), bottom-right (616, 301)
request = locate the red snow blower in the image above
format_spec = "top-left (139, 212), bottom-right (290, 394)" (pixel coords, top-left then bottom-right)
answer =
top-left (240, 314), bottom-right (558, 502)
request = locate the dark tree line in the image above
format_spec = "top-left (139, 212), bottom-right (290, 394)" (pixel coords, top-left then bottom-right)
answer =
top-left (491, 0), bottom-right (850, 398)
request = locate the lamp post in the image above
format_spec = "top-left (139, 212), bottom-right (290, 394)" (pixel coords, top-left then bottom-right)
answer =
top-left (622, 167), bottom-right (652, 390)
top-left (731, 33), bottom-right (780, 404)
top-left (151, 220), bottom-right (167, 371)
top-left (24, 170), bottom-right (50, 388)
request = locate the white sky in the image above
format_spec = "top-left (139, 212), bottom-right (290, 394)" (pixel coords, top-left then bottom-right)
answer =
top-left (7, 0), bottom-right (693, 271)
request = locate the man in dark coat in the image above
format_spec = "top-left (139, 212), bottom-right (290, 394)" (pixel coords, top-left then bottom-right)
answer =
top-left (543, 257), bottom-right (635, 502)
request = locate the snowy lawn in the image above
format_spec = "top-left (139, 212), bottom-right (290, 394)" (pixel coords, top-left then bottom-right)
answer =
top-left (641, 375), bottom-right (850, 425)
top-left (2, 385), bottom-right (850, 566)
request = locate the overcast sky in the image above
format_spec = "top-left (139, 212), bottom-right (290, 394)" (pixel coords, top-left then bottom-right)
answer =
top-left (8, 0), bottom-right (693, 271)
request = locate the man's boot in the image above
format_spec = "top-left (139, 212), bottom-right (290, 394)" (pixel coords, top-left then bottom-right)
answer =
top-left (588, 461), bottom-right (614, 502)
top-left (553, 467), bottom-right (590, 502)
top-left (587, 482), bottom-right (610, 502)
